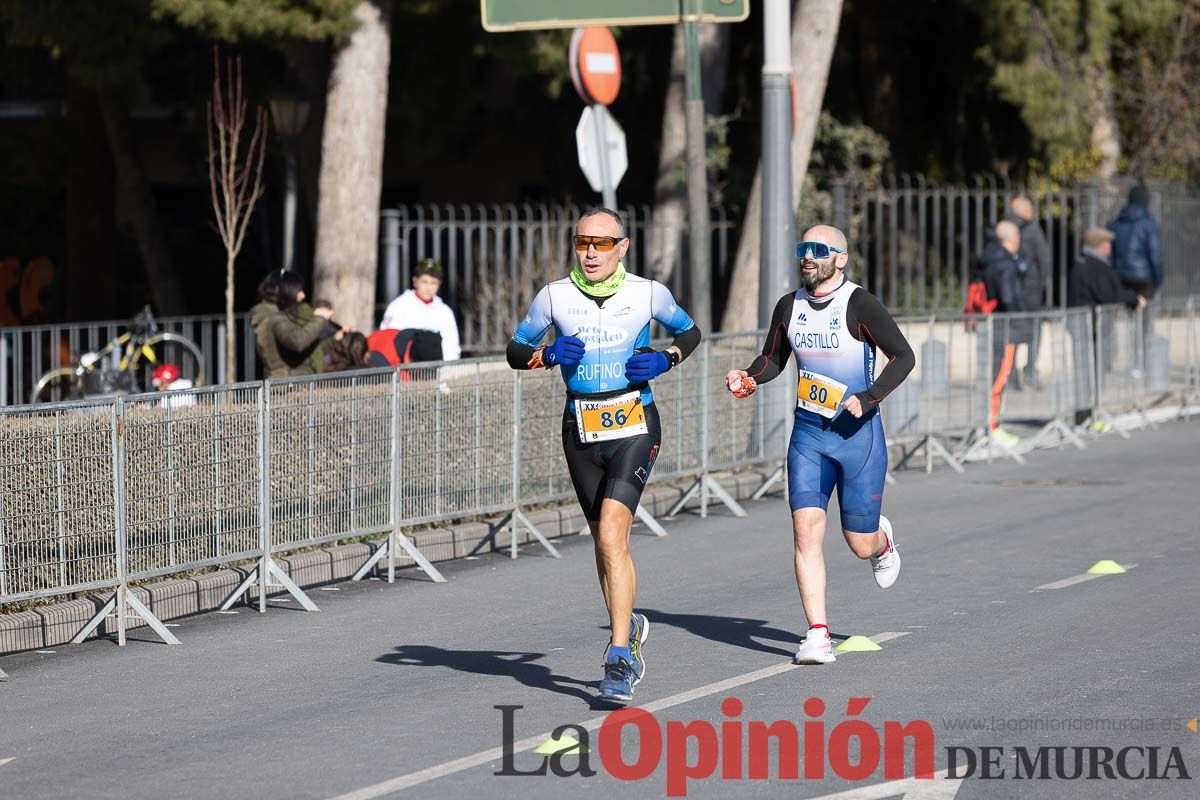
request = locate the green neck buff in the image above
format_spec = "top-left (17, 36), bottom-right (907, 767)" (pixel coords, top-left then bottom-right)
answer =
top-left (570, 261), bottom-right (627, 297)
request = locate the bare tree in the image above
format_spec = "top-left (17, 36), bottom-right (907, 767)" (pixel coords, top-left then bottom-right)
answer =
top-left (1118, 1), bottom-right (1200, 180)
top-left (207, 48), bottom-right (268, 384)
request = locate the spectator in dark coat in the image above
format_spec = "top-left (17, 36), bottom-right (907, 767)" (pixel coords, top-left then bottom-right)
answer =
top-left (1067, 228), bottom-right (1148, 426)
top-left (1006, 196), bottom-right (1052, 388)
top-left (249, 272), bottom-right (338, 379)
top-left (1069, 228), bottom-right (1146, 310)
top-left (1108, 183), bottom-right (1162, 298)
top-left (1108, 182), bottom-right (1161, 371)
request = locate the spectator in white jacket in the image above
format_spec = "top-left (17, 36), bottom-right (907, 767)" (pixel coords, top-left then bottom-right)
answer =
top-left (378, 259), bottom-right (461, 361)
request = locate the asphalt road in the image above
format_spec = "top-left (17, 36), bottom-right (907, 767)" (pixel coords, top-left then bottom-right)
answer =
top-left (1, 420), bottom-right (1198, 800)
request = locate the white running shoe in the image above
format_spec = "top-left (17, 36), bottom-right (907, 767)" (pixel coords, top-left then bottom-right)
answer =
top-left (793, 627), bottom-right (836, 665)
top-left (870, 516), bottom-right (901, 589)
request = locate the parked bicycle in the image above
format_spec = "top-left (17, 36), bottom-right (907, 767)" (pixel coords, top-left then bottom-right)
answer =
top-left (30, 307), bottom-right (205, 403)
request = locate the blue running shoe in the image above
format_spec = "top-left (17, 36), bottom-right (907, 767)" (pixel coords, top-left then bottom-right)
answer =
top-left (603, 612), bottom-right (650, 686)
top-left (598, 657), bottom-right (635, 702)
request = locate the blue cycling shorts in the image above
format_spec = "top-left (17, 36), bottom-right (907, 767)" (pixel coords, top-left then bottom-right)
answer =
top-left (786, 409), bottom-right (887, 532)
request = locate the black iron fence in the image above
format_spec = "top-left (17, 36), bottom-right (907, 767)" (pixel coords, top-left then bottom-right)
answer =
top-left (830, 176), bottom-right (1200, 312)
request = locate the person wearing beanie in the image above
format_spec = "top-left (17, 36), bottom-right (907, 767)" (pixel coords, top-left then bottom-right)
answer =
top-left (1108, 182), bottom-right (1163, 372)
top-left (1107, 182), bottom-right (1162, 297)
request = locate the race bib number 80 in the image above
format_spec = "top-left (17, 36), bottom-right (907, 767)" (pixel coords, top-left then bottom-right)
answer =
top-left (574, 391), bottom-right (649, 443)
top-left (796, 370), bottom-right (848, 418)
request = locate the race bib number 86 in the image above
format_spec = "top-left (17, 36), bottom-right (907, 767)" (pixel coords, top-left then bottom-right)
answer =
top-left (574, 391), bottom-right (648, 442)
top-left (796, 370), bottom-right (848, 418)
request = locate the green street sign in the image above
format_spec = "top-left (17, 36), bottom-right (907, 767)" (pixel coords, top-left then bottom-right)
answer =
top-left (481, 1), bottom-right (749, 32)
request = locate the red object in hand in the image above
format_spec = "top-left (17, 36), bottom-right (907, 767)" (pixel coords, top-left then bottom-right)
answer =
top-left (728, 375), bottom-right (757, 398)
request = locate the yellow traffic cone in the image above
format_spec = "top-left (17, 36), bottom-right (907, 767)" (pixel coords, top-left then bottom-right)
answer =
top-left (835, 635), bottom-right (882, 652)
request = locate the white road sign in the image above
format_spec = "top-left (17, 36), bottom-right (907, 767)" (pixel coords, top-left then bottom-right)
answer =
top-left (575, 105), bottom-right (627, 203)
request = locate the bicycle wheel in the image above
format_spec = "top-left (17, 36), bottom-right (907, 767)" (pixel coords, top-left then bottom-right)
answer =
top-left (30, 367), bottom-right (81, 404)
top-left (130, 332), bottom-right (206, 392)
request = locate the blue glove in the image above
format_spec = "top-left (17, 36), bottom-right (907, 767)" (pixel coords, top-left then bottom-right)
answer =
top-left (625, 350), bottom-right (671, 383)
top-left (544, 335), bottom-right (586, 369)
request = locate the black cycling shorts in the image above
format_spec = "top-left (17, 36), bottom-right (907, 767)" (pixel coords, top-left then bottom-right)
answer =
top-left (561, 402), bottom-right (662, 521)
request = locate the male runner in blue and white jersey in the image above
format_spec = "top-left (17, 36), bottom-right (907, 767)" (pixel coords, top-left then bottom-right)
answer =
top-left (726, 225), bottom-right (914, 665)
top-left (507, 207), bottom-right (701, 701)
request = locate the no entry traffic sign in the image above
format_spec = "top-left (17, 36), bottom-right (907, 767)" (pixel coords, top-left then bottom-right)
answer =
top-left (569, 27), bottom-right (621, 106)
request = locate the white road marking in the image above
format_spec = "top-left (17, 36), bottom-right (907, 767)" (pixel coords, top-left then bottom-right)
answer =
top-left (324, 631), bottom-right (913, 799)
top-left (1033, 564), bottom-right (1136, 591)
top-left (320, 587), bottom-right (342, 592)
top-left (35, 650), bottom-right (55, 654)
top-left (0, 758), bottom-right (14, 768)
top-left (1034, 574), bottom-right (1104, 590)
top-left (809, 769), bottom-right (961, 799)
top-left (217, 611), bottom-right (239, 615)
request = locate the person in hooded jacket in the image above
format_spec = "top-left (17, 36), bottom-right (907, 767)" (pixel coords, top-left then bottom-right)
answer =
top-left (1108, 182), bottom-right (1162, 371)
top-left (248, 271), bottom-right (337, 379)
top-left (1108, 183), bottom-right (1162, 299)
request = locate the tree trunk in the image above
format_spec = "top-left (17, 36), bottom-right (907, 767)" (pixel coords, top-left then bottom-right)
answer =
top-left (720, 0), bottom-right (843, 332)
top-left (97, 87), bottom-right (187, 316)
top-left (1081, 0), bottom-right (1120, 183)
top-left (313, 0), bottom-right (391, 334)
top-left (1084, 65), bottom-right (1120, 183)
top-left (646, 23), bottom-right (730, 284)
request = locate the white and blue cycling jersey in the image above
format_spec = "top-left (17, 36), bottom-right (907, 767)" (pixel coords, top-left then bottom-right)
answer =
top-left (512, 274), bottom-right (695, 407)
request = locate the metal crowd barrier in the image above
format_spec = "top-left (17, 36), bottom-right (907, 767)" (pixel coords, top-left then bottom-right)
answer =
top-left (1, 301), bottom-right (1197, 646)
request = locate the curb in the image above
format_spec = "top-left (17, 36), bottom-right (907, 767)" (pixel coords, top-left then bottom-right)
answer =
top-left (0, 468), bottom-right (777, 656)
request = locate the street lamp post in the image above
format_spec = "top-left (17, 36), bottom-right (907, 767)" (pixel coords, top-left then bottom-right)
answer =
top-left (268, 92), bottom-right (311, 274)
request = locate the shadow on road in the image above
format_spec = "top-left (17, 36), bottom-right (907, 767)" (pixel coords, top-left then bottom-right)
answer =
top-left (377, 645), bottom-right (597, 703)
top-left (638, 609), bottom-right (804, 658)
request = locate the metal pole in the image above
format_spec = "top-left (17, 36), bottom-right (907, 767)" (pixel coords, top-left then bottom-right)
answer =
top-left (283, 150), bottom-right (298, 273)
top-left (760, 0), bottom-right (793, 447)
top-left (258, 381), bottom-right (270, 613)
top-left (0, 334), bottom-right (7, 406)
top-left (592, 105), bottom-right (617, 210)
top-left (112, 398), bottom-right (129, 646)
top-left (384, 212), bottom-right (401, 303)
top-left (216, 323), bottom-right (226, 390)
top-left (684, 0), bottom-right (711, 333)
top-left (388, 369), bottom-right (400, 582)
top-left (759, 0), bottom-right (793, 329)
top-left (510, 372), bottom-right (522, 559)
